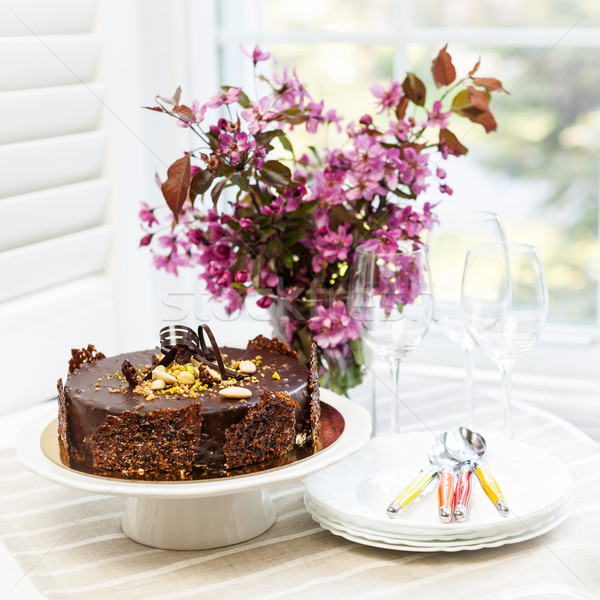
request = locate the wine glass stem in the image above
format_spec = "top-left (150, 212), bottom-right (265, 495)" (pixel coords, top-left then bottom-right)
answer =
top-left (371, 368), bottom-right (377, 437)
top-left (464, 346), bottom-right (474, 426)
top-left (500, 362), bottom-right (515, 439)
top-left (390, 357), bottom-right (402, 433)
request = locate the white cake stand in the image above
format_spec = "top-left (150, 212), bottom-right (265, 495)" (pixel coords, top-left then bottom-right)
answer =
top-left (16, 389), bottom-right (370, 550)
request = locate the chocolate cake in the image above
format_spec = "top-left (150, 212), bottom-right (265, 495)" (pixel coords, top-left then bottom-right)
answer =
top-left (57, 326), bottom-right (321, 480)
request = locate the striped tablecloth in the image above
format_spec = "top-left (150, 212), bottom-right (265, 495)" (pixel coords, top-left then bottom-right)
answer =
top-left (1, 372), bottom-right (599, 600)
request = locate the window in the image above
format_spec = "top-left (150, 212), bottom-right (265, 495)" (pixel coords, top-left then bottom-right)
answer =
top-left (211, 0), bottom-right (600, 379)
top-left (3, 0), bottom-right (597, 415)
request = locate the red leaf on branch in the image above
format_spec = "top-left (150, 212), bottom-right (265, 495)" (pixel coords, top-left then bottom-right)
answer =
top-left (431, 44), bottom-right (456, 88)
top-left (171, 104), bottom-right (196, 123)
top-left (395, 96), bottom-right (409, 120)
top-left (157, 87), bottom-right (182, 107)
top-left (439, 129), bottom-right (468, 156)
top-left (259, 160), bottom-right (292, 188)
top-left (474, 109), bottom-right (497, 133)
top-left (461, 106), bottom-right (498, 133)
top-left (471, 77), bottom-right (509, 94)
top-left (143, 106), bottom-right (165, 112)
top-left (189, 169), bottom-right (215, 203)
top-left (211, 178), bottom-right (228, 210)
top-left (467, 85), bottom-right (490, 111)
top-left (451, 90), bottom-right (497, 133)
top-left (468, 58), bottom-right (481, 77)
top-left (161, 155), bottom-right (191, 220)
top-left (402, 73), bottom-right (426, 106)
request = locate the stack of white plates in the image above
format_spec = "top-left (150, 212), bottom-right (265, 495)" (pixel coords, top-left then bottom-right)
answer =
top-left (304, 432), bottom-right (573, 551)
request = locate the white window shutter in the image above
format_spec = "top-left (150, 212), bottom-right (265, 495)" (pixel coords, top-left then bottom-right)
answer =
top-left (0, 0), bottom-right (117, 413)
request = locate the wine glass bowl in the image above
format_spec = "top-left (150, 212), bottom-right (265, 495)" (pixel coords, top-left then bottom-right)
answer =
top-left (461, 242), bottom-right (548, 437)
top-left (428, 210), bottom-right (506, 423)
top-left (348, 245), bottom-right (433, 434)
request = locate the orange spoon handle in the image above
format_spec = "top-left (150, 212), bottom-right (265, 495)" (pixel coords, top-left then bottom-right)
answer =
top-left (438, 470), bottom-right (454, 523)
top-left (453, 464), bottom-right (473, 522)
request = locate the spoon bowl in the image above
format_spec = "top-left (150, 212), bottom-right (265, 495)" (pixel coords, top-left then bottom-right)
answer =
top-left (446, 426), bottom-right (510, 518)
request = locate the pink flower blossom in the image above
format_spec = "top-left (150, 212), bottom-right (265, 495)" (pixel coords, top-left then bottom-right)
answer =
top-left (308, 169), bottom-right (346, 207)
top-left (153, 252), bottom-right (189, 276)
top-left (240, 44), bottom-right (271, 64)
top-left (325, 109), bottom-right (343, 133)
top-left (361, 229), bottom-right (401, 254)
top-left (398, 147), bottom-right (431, 195)
top-left (306, 101), bottom-right (325, 134)
top-left (206, 87), bottom-right (242, 109)
top-left (423, 100), bottom-right (451, 129)
top-left (139, 202), bottom-right (158, 227)
top-left (386, 119), bottom-right (411, 141)
top-left (310, 224), bottom-right (353, 271)
top-left (188, 229), bottom-right (203, 245)
top-left (257, 296), bottom-right (273, 309)
top-left (259, 264), bottom-right (279, 289)
top-left (272, 66), bottom-right (310, 111)
top-left (218, 131), bottom-right (255, 165)
top-left (370, 79), bottom-right (403, 113)
top-left (139, 234), bottom-right (152, 247)
top-left (176, 100), bottom-right (207, 128)
top-left (307, 301), bottom-right (359, 349)
top-left (235, 269), bottom-right (249, 283)
top-left (241, 96), bottom-right (275, 135)
top-left (220, 288), bottom-right (244, 314)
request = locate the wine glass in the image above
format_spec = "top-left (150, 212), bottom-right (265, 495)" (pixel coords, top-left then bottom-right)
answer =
top-left (348, 245), bottom-right (434, 435)
top-left (428, 211), bottom-right (506, 425)
top-left (461, 243), bottom-right (548, 438)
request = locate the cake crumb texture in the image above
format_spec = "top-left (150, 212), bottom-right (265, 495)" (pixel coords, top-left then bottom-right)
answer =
top-left (56, 378), bottom-right (73, 466)
top-left (223, 390), bottom-right (299, 469)
top-left (308, 343), bottom-right (322, 449)
top-left (246, 335), bottom-right (299, 360)
top-left (90, 404), bottom-right (203, 478)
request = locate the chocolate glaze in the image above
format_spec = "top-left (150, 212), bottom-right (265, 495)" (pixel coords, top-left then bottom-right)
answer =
top-left (63, 346), bottom-right (311, 475)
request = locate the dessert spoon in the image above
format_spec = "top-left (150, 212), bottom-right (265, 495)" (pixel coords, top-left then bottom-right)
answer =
top-left (445, 426), bottom-right (510, 519)
top-left (386, 433), bottom-right (458, 521)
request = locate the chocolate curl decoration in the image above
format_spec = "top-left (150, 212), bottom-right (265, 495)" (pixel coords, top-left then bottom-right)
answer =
top-left (144, 324), bottom-right (239, 381)
top-left (122, 359), bottom-right (141, 388)
top-left (197, 324), bottom-right (234, 380)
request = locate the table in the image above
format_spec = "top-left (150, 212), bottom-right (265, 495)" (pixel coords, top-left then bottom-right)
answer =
top-left (1, 369), bottom-right (599, 599)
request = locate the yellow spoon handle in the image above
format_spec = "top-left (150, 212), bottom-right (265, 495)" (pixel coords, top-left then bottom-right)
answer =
top-left (474, 464), bottom-right (510, 517)
top-left (386, 469), bottom-right (436, 518)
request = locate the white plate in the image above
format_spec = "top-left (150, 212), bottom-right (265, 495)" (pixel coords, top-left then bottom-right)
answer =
top-left (305, 495), bottom-right (573, 546)
top-left (309, 503), bottom-right (573, 552)
top-left (305, 492), bottom-right (573, 542)
top-left (304, 432), bottom-right (572, 537)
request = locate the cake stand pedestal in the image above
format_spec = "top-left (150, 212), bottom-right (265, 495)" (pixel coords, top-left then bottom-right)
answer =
top-left (122, 491), bottom-right (275, 550)
top-left (17, 389), bottom-right (370, 550)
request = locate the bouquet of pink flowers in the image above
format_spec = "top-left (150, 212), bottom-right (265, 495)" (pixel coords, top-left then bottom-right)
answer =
top-left (140, 45), bottom-right (506, 394)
